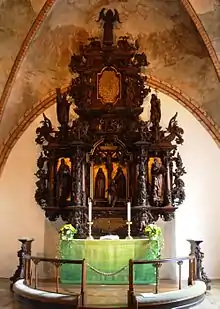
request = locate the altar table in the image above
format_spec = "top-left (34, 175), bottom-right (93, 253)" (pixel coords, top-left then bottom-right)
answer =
top-left (60, 239), bottom-right (159, 285)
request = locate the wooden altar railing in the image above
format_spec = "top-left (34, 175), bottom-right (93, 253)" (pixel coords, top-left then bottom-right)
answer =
top-left (23, 255), bottom-right (86, 307)
top-left (22, 254), bottom-right (195, 309)
top-left (128, 255), bottom-right (196, 307)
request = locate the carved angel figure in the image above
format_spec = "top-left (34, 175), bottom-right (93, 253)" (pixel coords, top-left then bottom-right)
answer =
top-left (166, 112), bottom-right (184, 144)
top-left (97, 8), bottom-right (121, 46)
top-left (35, 113), bottom-right (54, 145)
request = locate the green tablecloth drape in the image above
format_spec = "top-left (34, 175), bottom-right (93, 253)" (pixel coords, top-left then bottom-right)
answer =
top-left (60, 239), bottom-right (159, 285)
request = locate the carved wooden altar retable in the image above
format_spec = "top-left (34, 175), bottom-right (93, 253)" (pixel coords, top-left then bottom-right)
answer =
top-left (35, 9), bottom-right (186, 238)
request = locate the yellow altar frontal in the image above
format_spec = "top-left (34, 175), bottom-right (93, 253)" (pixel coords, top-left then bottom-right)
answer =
top-left (60, 239), bottom-right (159, 284)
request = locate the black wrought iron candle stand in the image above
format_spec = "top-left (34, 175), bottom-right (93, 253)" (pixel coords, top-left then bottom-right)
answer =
top-left (187, 239), bottom-right (211, 290)
top-left (10, 238), bottom-right (34, 290)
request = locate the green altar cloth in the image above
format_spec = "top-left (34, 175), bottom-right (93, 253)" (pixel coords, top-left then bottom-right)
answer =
top-left (60, 239), bottom-right (159, 285)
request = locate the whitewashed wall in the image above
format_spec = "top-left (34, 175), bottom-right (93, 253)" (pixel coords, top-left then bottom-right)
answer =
top-left (0, 92), bottom-right (220, 280)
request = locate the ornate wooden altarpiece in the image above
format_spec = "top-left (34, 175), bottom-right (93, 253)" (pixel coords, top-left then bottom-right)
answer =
top-left (35, 9), bottom-right (186, 238)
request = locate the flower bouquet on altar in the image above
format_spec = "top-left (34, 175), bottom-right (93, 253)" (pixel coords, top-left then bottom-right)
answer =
top-left (144, 224), bottom-right (164, 252)
top-left (59, 224), bottom-right (77, 240)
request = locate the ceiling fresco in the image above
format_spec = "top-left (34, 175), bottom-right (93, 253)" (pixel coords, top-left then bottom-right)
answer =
top-left (0, 0), bottom-right (219, 152)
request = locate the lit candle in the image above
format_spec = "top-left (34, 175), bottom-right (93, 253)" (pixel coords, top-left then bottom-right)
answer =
top-left (88, 198), bottom-right (92, 222)
top-left (127, 201), bottom-right (131, 222)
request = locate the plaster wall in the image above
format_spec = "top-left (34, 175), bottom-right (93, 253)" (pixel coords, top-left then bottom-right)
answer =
top-left (0, 116), bottom-right (45, 278)
top-left (0, 92), bottom-right (219, 280)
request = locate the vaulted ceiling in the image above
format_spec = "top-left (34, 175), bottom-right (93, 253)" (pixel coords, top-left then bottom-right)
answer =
top-left (0, 0), bottom-right (220, 172)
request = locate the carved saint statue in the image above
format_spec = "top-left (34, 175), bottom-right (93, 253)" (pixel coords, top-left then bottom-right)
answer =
top-left (151, 158), bottom-right (166, 206)
top-left (114, 166), bottom-right (126, 199)
top-left (94, 168), bottom-right (106, 199)
top-left (150, 94), bottom-right (161, 127)
top-left (56, 88), bottom-right (71, 127)
top-left (56, 158), bottom-right (72, 207)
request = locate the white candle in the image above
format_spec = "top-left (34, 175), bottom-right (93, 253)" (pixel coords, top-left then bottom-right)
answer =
top-left (127, 201), bottom-right (131, 222)
top-left (88, 199), bottom-right (92, 222)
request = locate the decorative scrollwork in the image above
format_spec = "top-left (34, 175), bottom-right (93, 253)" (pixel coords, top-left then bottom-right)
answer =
top-left (70, 119), bottom-right (89, 141)
top-left (138, 120), bottom-right (151, 141)
top-left (171, 151), bottom-right (186, 206)
top-left (132, 52), bottom-right (149, 68)
top-left (35, 113), bottom-right (54, 145)
top-left (162, 212), bottom-right (175, 221)
top-left (35, 152), bottom-right (49, 208)
top-left (132, 208), bottom-right (154, 236)
top-left (97, 118), bottom-right (123, 133)
top-left (164, 112), bottom-right (184, 144)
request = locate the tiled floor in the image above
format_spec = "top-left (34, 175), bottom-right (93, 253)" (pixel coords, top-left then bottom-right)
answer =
top-left (1, 278), bottom-right (220, 308)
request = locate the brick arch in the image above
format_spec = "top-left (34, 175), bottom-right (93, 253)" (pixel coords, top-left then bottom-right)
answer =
top-left (0, 0), bottom-right (219, 127)
top-left (0, 77), bottom-right (219, 176)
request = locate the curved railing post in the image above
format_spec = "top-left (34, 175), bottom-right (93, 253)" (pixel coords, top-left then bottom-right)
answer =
top-left (153, 262), bottom-right (162, 294)
top-left (177, 260), bottom-right (183, 289)
top-left (24, 255), bottom-right (31, 285)
top-left (81, 259), bottom-right (86, 307)
top-left (187, 239), bottom-right (211, 290)
top-left (32, 257), bottom-right (40, 289)
top-left (53, 259), bottom-right (61, 293)
top-left (128, 259), bottom-right (134, 308)
top-left (10, 238), bottom-right (34, 290)
top-left (188, 255), bottom-right (194, 286)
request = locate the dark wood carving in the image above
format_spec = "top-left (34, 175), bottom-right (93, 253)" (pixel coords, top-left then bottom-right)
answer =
top-left (10, 238), bottom-right (34, 290)
top-left (187, 240), bottom-right (211, 290)
top-left (35, 9), bottom-right (186, 238)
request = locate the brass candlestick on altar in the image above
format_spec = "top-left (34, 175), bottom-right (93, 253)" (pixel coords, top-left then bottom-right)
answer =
top-left (126, 221), bottom-right (133, 239)
top-left (87, 221), bottom-right (94, 240)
